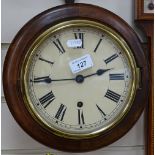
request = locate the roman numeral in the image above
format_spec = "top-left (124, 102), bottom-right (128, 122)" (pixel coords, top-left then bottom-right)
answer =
top-left (105, 89), bottom-right (121, 103)
top-left (78, 109), bottom-right (85, 126)
top-left (96, 104), bottom-right (106, 116)
top-left (96, 104), bottom-right (107, 120)
top-left (53, 38), bottom-right (65, 54)
top-left (94, 35), bottom-right (104, 52)
top-left (39, 57), bottom-right (54, 65)
top-left (109, 73), bottom-right (125, 80)
top-left (74, 32), bottom-right (84, 48)
top-left (55, 104), bottom-right (67, 121)
top-left (39, 91), bottom-right (55, 108)
top-left (104, 54), bottom-right (118, 64)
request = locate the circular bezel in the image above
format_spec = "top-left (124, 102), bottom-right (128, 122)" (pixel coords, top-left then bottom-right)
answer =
top-left (22, 19), bottom-right (138, 139)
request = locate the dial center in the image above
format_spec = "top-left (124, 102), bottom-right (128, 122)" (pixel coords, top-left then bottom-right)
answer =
top-left (75, 75), bottom-right (84, 83)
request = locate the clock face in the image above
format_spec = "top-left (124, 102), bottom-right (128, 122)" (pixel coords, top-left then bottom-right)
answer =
top-left (22, 20), bottom-right (137, 138)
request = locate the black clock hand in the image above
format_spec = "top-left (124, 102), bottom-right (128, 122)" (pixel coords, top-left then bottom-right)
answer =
top-left (31, 76), bottom-right (75, 83)
top-left (31, 76), bottom-right (52, 83)
top-left (84, 68), bottom-right (113, 78)
top-left (74, 68), bottom-right (113, 83)
top-left (51, 68), bottom-right (113, 83)
top-left (51, 77), bottom-right (76, 82)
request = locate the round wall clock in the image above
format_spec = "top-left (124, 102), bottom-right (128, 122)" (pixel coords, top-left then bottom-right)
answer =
top-left (3, 3), bottom-right (149, 152)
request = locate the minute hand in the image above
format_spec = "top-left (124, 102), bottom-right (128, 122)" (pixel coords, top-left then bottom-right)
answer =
top-left (84, 68), bottom-right (113, 79)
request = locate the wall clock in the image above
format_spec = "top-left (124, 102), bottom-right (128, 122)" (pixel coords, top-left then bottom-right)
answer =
top-left (136, 0), bottom-right (154, 19)
top-left (135, 0), bottom-right (154, 155)
top-left (3, 3), bottom-right (149, 152)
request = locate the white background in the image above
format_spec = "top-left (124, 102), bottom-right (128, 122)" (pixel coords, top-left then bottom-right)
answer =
top-left (2, 0), bottom-right (146, 155)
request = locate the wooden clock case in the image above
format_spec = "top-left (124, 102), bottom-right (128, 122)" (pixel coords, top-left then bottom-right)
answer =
top-left (135, 0), bottom-right (154, 155)
top-left (3, 3), bottom-right (149, 152)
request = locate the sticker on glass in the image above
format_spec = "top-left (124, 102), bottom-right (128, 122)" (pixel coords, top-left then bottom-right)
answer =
top-left (67, 39), bottom-right (82, 48)
top-left (69, 54), bottom-right (93, 74)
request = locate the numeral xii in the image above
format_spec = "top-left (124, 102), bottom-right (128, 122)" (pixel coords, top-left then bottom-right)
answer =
top-left (74, 32), bottom-right (84, 48)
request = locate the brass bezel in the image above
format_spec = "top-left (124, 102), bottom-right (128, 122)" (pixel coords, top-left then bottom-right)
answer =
top-left (21, 19), bottom-right (138, 139)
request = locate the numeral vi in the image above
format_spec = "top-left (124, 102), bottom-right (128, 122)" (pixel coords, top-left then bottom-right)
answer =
top-left (78, 109), bottom-right (85, 126)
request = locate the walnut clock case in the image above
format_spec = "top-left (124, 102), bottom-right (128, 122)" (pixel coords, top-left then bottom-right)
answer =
top-left (3, 4), bottom-right (149, 152)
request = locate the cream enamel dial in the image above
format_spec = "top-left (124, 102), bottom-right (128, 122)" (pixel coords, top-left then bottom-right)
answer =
top-left (23, 20), bottom-right (138, 138)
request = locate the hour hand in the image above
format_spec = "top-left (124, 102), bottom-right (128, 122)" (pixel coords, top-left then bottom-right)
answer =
top-left (31, 76), bottom-right (52, 83)
top-left (96, 68), bottom-right (113, 76)
top-left (31, 76), bottom-right (75, 83)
